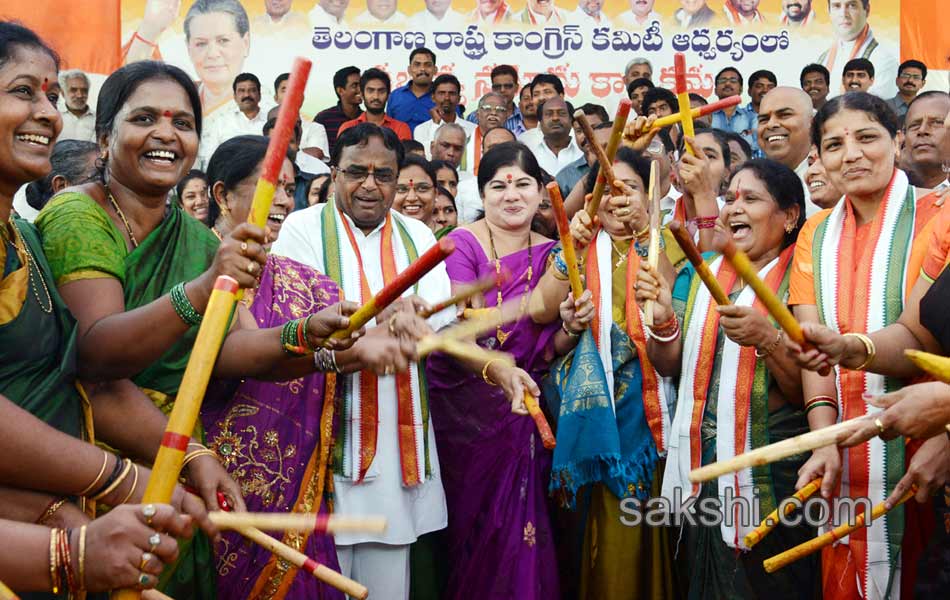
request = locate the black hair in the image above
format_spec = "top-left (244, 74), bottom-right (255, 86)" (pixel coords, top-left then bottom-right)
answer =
top-left (585, 146), bottom-right (651, 196)
top-left (730, 158), bottom-right (806, 249)
top-left (401, 139), bottom-right (426, 156)
top-left (409, 47), bottom-right (436, 65)
top-left (811, 92), bottom-right (899, 151)
top-left (25, 140), bottom-right (97, 210)
top-left (530, 73), bottom-right (564, 96)
top-left (827, 0), bottom-right (869, 9)
top-left (0, 21), bottom-right (60, 71)
top-left (898, 59), bottom-right (928, 81)
top-left (906, 91), bottom-right (950, 121)
top-left (360, 68), bottom-right (391, 95)
top-left (482, 126), bottom-right (516, 143)
top-left (435, 185), bottom-right (456, 208)
top-left (688, 92), bottom-right (709, 105)
top-left (679, 127), bottom-right (733, 172)
top-left (273, 72), bottom-right (289, 94)
top-left (536, 98), bottom-right (575, 123)
top-left (641, 87), bottom-right (679, 115)
top-left (721, 130), bottom-right (753, 162)
top-left (843, 58), bottom-right (875, 79)
top-left (715, 67), bottom-right (743, 86)
top-left (477, 142), bottom-right (544, 196)
top-left (333, 66), bottom-right (360, 99)
top-left (331, 122), bottom-right (404, 168)
top-left (749, 69), bottom-right (778, 86)
top-left (578, 103), bottom-right (609, 124)
top-left (432, 73), bottom-right (461, 94)
top-left (593, 121), bottom-right (614, 131)
top-left (800, 63), bottom-right (830, 87)
top-left (205, 134), bottom-right (293, 225)
top-left (232, 72), bottom-right (261, 93)
top-left (626, 77), bottom-right (655, 99)
top-left (491, 64), bottom-right (518, 82)
top-left (263, 117), bottom-right (302, 142)
top-left (399, 153), bottom-right (438, 187)
top-left (656, 128), bottom-right (675, 153)
top-left (175, 169), bottom-right (208, 204)
top-left (96, 61), bottom-right (203, 141)
top-left (430, 159), bottom-right (459, 184)
top-left (184, 0), bottom-right (249, 41)
top-left (315, 175), bottom-right (332, 204)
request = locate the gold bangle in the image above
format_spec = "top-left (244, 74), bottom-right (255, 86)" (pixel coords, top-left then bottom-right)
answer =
top-left (182, 449), bottom-right (218, 470)
top-left (49, 528), bottom-right (60, 594)
top-left (634, 223), bottom-right (650, 240)
top-left (844, 332), bottom-right (876, 371)
top-left (37, 498), bottom-right (68, 525)
top-left (91, 458), bottom-right (132, 501)
top-left (118, 464), bottom-right (140, 505)
top-left (78, 525), bottom-right (87, 591)
top-left (76, 452), bottom-right (110, 497)
top-left (482, 358), bottom-right (504, 386)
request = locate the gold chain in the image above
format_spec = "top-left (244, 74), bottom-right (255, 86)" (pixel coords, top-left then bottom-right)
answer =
top-left (487, 224), bottom-right (532, 347)
top-left (6, 221), bottom-right (53, 314)
top-left (107, 189), bottom-right (139, 248)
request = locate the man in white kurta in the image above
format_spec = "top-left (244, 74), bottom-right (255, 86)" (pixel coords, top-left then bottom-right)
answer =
top-left (271, 123), bottom-right (451, 599)
top-left (817, 0), bottom-right (898, 98)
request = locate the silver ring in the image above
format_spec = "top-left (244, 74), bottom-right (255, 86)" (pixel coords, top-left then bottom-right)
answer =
top-left (139, 552), bottom-right (154, 571)
top-left (148, 533), bottom-right (161, 553)
top-left (247, 261), bottom-right (257, 275)
top-left (142, 504), bottom-right (156, 526)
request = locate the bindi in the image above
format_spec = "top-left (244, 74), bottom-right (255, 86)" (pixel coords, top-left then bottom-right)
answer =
top-left (40, 78), bottom-right (48, 93)
top-left (506, 174), bottom-right (513, 184)
top-left (408, 179), bottom-right (414, 189)
top-left (163, 110), bottom-right (173, 118)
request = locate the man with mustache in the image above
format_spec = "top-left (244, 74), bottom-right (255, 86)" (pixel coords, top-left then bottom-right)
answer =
top-left (673, 0), bottom-right (716, 27)
top-left (841, 58), bottom-right (875, 93)
top-left (816, 0), bottom-right (898, 98)
top-left (408, 0), bottom-right (466, 28)
top-left (517, 0), bottom-right (568, 25)
top-left (354, 0), bottom-right (408, 25)
top-left (309, 0), bottom-right (350, 29)
top-left (199, 72), bottom-right (271, 169)
top-left (616, 0), bottom-right (661, 27)
top-left (339, 68), bottom-right (412, 141)
top-left (254, 0), bottom-right (309, 36)
top-left (527, 96), bottom-right (583, 177)
top-left (387, 47), bottom-right (438, 134)
top-left (465, 91), bottom-right (510, 176)
top-left (58, 69), bottom-right (95, 142)
top-left (781, 0), bottom-right (816, 25)
top-left (468, 0), bottom-right (514, 25)
top-left (569, 0), bottom-right (607, 26)
top-left (902, 91), bottom-right (950, 192)
top-left (722, 0), bottom-right (764, 23)
top-left (800, 63), bottom-right (831, 110)
top-left (886, 59), bottom-right (928, 127)
top-left (413, 74), bottom-right (476, 165)
top-left (710, 67), bottom-right (760, 156)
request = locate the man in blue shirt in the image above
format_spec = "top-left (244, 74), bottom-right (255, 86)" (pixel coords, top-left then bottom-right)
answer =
top-left (387, 47), bottom-right (437, 133)
top-left (710, 67), bottom-right (761, 157)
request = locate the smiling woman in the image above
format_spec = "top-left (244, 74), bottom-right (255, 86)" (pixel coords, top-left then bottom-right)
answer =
top-left (393, 154), bottom-right (438, 227)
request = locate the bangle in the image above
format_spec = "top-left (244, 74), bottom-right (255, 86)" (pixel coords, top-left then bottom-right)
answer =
top-left (552, 249), bottom-right (570, 277)
top-left (118, 464), bottom-right (140, 505)
top-left (650, 314), bottom-right (678, 337)
top-left (313, 347), bottom-right (340, 372)
top-left (37, 498), bottom-right (68, 525)
top-left (132, 30), bottom-right (158, 48)
top-left (49, 528), bottom-right (60, 593)
top-left (78, 525), bottom-right (87, 591)
top-left (87, 454), bottom-right (123, 499)
top-left (755, 329), bottom-right (784, 359)
top-left (692, 216), bottom-right (717, 230)
top-left (170, 282), bottom-right (203, 327)
top-left (561, 321), bottom-right (581, 337)
top-left (56, 528), bottom-right (75, 593)
top-left (91, 458), bottom-right (133, 501)
top-left (804, 399), bottom-right (838, 415)
top-left (482, 358), bottom-right (504, 385)
top-left (281, 319), bottom-right (308, 356)
top-left (182, 448), bottom-right (218, 470)
top-left (647, 318), bottom-right (681, 343)
top-left (634, 223), bottom-right (650, 240)
top-left (843, 332), bottom-right (876, 371)
top-left (77, 452), bottom-right (110, 497)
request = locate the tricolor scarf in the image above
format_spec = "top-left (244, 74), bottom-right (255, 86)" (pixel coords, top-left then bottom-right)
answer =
top-left (812, 169), bottom-right (915, 599)
top-left (662, 246), bottom-right (794, 550)
top-left (321, 204), bottom-right (431, 487)
top-left (818, 24), bottom-right (878, 93)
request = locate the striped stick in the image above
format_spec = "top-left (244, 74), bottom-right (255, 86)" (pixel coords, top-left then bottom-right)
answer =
top-left (0, 579), bottom-right (18, 600)
top-left (419, 273), bottom-right (506, 318)
top-left (548, 182), bottom-right (584, 299)
top-left (587, 99), bottom-right (632, 218)
top-left (674, 53), bottom-right (696, 155)
top-left (648, 96), bottom-right (741, 131)
top-left (524, 392), bottom-right (556, 449)
top-left (744, 478), bottom-right (822, 548)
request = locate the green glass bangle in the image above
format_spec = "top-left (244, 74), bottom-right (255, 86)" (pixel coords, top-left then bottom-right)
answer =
top-left (170, 282), bottom-right (202, 327)
top-left (281, 319), bottom-right (307, 356)
top-left (804, 400), bottom-right (838, 415)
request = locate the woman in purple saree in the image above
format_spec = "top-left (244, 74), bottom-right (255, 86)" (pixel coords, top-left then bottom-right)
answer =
top-left (425, 143), bottom-right (589, 599)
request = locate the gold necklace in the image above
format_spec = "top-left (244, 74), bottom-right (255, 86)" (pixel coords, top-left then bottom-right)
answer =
top-left (107, 189), bottom-right (139, 248)
top-left (487, 224), bottom-right (532, 347)
top-left (610, 238), bottom-right (629, 268)
top-left (4, 220), bottom-right (53, 313)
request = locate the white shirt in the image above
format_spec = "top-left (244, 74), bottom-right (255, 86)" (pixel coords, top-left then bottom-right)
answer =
top-left (353, 10), bottom-right (408, 26)
top-left (407, 8), bottom-right (466, 29)
top-left (517, 6), bottom-right (566, 24)
top-left (271, 203), bottom-right (452, 545)
top-left (300, 121), bottom-right (330, 157)
top-left (615, 9), bottom-right (661, 27)
top-left (309, 4), bottom-right (347, 29)
top-left (59, 107), bottom-right (96, 142)
top-left (455, 177), bottom-right (482, 224)
top-left (414, 118), bottom-right (476, 160)
top-left (568, 7), bottom-right (607, 27)
top-left (820, 26), bottom-right (899, 99)
top-left (527, 136), bottom-right (584, 178)
top-left (198, 103), bottom-right (271, 169)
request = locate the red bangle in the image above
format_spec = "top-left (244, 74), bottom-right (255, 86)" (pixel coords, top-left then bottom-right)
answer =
top-left (692, 216), bottom-right (717, 230)
top-left (132, 31), bottom-right (158, 48)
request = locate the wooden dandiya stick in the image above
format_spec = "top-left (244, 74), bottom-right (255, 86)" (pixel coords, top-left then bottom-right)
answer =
top-left (669, 221), bottom-right (731, 306)
top-left (573, 110), bottom-right (618, 195)
top-left (643, 160), bottom-right (661, 327)
top-left (547, 182), bottom-right (584, 299)
top-left (689, 415), bottom-right (872, 483)
top-left (524, 392), bottom-right (556, 450)
top-left (209, 512), bottom-right (386, 534)
top-left (648, 96), bottom-right (742, 131)
top-left (674, 53), bottom-right (696, 155)
top-left (327, 237), bottom-right (456, 341)
top-left (111, 277), bottom-right (240, 600)
top-left (905, 349), bottom-right (950, 383)
top-left (419, 272), bottom-right (506, 318)
top-left (744, 477), bottom-right (822, 549)
top-left (0, 580), bottom-right (18, 600)
top-left (416, 295), bottom-right (528, 357)
top-left (587, 99), bottom-right (632, 219)
top-left (763, 486), bottom-right (917, 573)
top-left (238, 526), bottom-right (369, 599)
top-left (461, 307), bottom-right (500, 321)
top-left (141, 591), bottom-right (174, 600)
top-left (436, 338), bottom-right (514, 369)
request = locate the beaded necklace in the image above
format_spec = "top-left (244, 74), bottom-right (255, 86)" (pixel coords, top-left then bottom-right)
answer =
top-left (2, 220), bottom-right (53, 313)
top-left (107, 188), bottom-right (139, 249)
top-left (486, 223), bottom-right (532, 346)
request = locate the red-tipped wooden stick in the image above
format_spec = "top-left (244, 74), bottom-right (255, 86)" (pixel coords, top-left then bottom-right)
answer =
top-left (587, 99), bottom-right (632, 219)
top-left (525, 392), bottom-right (556, 449)
top-left (548, 182), bottom-right (584, 299)
top-left (674, 53), bottom-right (696, 156)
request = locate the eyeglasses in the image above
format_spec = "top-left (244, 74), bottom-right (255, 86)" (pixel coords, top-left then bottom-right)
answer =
top-left (492, 83), bottom-right (517, 90)
top-left (339, 166), bottom-right (397, 184)
top-left (645, 139), bottom-right (666, 156)
top-left (395, 183), bottom-right (434, 195)
top-left (716, 77), bottom-right (740, 85)
top-left (898, 72), bottom-right (923, 81)
top-left (479, 105), bottom-right (509, 114)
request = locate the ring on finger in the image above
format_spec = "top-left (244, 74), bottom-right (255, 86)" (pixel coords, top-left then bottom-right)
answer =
top-left (240, 241), bottom-right (248, 255)
top-left (874, 417), bottom-right (886, 436)
top-left (142, 503), bottom-right (156, 526)
top-left (139, 552), bottom-right (155, 571)
top-left (246, 261), bottom-right (257, 275)
top-left (148, 532), bottom-right (161, 553)
top-left (138, 572), bottom-right (155, 589)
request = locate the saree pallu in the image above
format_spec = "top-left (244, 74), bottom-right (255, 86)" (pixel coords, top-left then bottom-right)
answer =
top-left (202, 255), bottom-right (343, 600)
top-left (425, 229), bottom-right (560, 600)
top-left (37, 193), bottom-right (221, 599)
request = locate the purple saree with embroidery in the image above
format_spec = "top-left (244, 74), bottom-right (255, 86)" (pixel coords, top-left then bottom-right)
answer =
top-left (201, 255), bottom-right (344, 600)
top-left (425, 228), bottom-right (561, 600)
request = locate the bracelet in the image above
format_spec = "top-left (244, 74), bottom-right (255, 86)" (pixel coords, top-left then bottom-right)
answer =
top-left (132, 30), bottom-right (158, 48)
top-left (552, 248), bottom-right (571, 277)
top-left (87, 454), bottom-right (123, 499)
top-left (804, 399), bottom-right (838, 415)
top-left (59, 528), bottom-right (76, 593)
top-left (755, 329), bottom-right (784, 359)
top-left (482, 358), bottom-right (505, 385)
top-left (49, 528), bottom-right (60, 593)
top-left (561, 321), bottom-right (581, 337)
top-left (91, 458), bottom-right (133, 501)
top-left (170, 282), bottom-right (203, 327)
top-left (843, 332), bottom-right (876, 371)
top-left (78, 525), bottom-right (87, 591)
top-left (182, 448), bottom-right (218, 470)
top-left (650, 314), bottom-right (678, 337)
top-left (37, 498), bottom-right (68, 525)
top-left (313, 347), bottom-right (340, 372)
top-left (692, 216), bottom-right (718, 230)
top-left (281, 319), bottom-right (308, 356)
top-left (634, 223), bottom-right (650, 241)
top-left (118, 464), bottom-right (140, 505)
top-left (647, 318), bottom-right (681, 343)
top-left (77, 452), bottom-right (110, 497)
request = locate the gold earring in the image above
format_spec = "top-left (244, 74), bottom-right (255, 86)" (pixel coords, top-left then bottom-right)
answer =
top-left (785, 222), bottom-right (795, 234)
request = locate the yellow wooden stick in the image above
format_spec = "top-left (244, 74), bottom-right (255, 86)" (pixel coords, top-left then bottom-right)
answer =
top-left (111, 276), bottom-right (239, 600)
top-left (208, 512), bottom-right (386, 534)
top-left (744, 477), bottom-right (822, 548)
top-left (763, 486), bottom-right (917, 573)
top-left (436, 338), bottom-right (515, 368)
top-left (644, 160), bottom-right (661, 326)
top-left (0, 579), bottom-right (18, 600)
top-left (905, 349), bottom-right (950, 383)
top-left (416, 295), bottom-right (529, 357)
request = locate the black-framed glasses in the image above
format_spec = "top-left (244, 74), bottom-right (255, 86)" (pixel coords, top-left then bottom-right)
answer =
top-left (717, 77), bottom-right (740, 85)
top-left (339, 166), bottom-right (396, 184)
top-left (898, 72), bottom-right (923, 81)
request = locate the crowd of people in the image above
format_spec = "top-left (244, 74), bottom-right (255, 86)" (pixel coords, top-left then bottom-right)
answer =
top-left (1, 3), bottom-right (950, 599)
